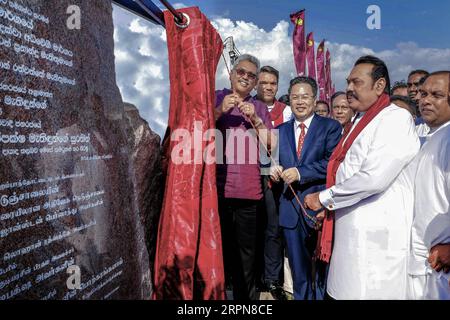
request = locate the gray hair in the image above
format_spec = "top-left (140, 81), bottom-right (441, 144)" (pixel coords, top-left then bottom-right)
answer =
top-left (232, 54), bottom-right (260, 72)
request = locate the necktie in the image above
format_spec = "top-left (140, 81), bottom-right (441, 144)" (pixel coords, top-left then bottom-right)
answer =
top-left (297, 123), bottom-right (306, 158)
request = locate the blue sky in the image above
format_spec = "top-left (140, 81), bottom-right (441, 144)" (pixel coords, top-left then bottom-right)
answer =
top-left (174, 0), bottom-right (450, 51)
top-left (113, 1), bottom-right (450, 137)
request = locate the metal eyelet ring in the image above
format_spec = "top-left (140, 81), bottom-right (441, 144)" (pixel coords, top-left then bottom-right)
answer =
top-left (175, 13), bottom-right (190, 29)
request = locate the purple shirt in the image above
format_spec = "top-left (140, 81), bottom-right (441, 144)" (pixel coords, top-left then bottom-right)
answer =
top-left (215, 88), bottom-right (273, 200)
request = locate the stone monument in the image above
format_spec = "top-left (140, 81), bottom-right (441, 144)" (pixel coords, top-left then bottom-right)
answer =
top-left (0, 0), bottom-right (162, 300)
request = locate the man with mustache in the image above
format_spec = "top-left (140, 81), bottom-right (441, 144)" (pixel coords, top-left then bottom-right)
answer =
top-left (331, 91), bottom-right (355, 133)
top-left (407, 71), bottom-right (450, 300)
top-left (408, 70), bottom-right (429, 103)
top-left (255, 65), bottom-right (291, 300)
top-left (256, 65), bottom-right (293, 127)
top-left (304, 55), bottom-right (420, 299)
top-left (413, 76), bottom-right (431, 137)
top-left (408, 69), bottom-right (429, 122)
top-left (215, 54), bottom-right (276, 300)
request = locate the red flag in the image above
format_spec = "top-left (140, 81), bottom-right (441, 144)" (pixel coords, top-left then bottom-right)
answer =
top-left (153, 7), bottom-right (226, 300)
top-left (317, 40), bottom-right (326, 100)
top-left (290, 9), bottom-right (306, 76)
top-left (306, 32), bottom-right (316, 80)
top-left (325, 49), bottom-right (331, 102)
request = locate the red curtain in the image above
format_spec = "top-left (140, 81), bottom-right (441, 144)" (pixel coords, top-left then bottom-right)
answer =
top-left (153, 7), bottom-right (226, 300)
top-left (290, 9), bottom-right (306, 76)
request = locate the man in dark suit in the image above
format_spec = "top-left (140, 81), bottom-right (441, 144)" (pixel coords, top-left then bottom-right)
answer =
top-left (270, 76), bottom-right (341, 300)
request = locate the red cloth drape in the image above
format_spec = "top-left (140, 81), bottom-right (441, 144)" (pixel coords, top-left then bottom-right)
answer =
top-left (306, 32), bottom-right (316, 80)
top-left (290, 9), bottom-right (306, 76)
top-left (317, 40), bottom-right (326, 101)
top-left (153, 7), bottom-right (226, 300)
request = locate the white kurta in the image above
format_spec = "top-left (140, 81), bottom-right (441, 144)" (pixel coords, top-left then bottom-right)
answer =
top-left (319, 104), bottom-right (420, 299)
top-left (408, 120), bottom-right (450, 300)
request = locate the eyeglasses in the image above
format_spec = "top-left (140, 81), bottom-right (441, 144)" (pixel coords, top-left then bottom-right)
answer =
top-left (234, 68), bottom-right (257, 81)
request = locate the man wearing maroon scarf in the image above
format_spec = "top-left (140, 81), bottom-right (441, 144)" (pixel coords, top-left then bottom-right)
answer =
top-left (305, 55), bottom-right (420, 299)
top-left (254, 65), bottom-right (291, 299)
top-left (256, 66), bottom-right (293, 127)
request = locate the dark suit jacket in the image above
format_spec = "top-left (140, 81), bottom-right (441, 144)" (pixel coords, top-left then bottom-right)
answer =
top-left (277, 115), bottom-right (342, 229)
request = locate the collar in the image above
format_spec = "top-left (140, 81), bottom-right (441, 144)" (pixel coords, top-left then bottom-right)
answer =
top-left (427, 120), bottom-right (450, 137)
top-left (294, 113), bottom-right (314, 129)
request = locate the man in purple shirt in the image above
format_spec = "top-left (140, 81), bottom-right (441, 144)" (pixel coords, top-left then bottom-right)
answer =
top-left (215, 54), bottom-right (275, 300)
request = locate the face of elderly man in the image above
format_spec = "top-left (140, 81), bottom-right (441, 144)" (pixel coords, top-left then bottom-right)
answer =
top-left (332, 94), bottom-right (354, 127)
top-left (346, 63), bottom-right (387, 112)
top-left (230, 60), bottom-right (258, 98)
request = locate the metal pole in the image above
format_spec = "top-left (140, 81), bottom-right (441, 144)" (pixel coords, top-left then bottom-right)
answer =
top-left (159, 0), bottom-right (185, 24)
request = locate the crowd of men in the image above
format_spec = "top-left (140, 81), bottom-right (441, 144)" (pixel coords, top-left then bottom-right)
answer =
top-left (213, 53), bottom-right (450, 300)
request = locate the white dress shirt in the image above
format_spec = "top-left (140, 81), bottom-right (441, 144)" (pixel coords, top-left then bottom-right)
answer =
top-left (294, 113), bottom-right (314, 148)
top-left (318, 104), bottom-right (420, 299)
top-left (292, 114), bottom-right (314, 181)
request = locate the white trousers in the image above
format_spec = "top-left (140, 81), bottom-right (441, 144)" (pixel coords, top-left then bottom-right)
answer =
top-left (283, 252), bottom-right (293, 294)
top-left (407, 271), bottom-right (450, 300)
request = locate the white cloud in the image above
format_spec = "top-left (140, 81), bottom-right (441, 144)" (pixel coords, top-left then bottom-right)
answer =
top-left (328, 41), bottom-right (450, 90)
top-left (112, 6), bottom-right (450, 138)
top-left (113, 6), bottom-right (169, 137)
top-left (213, 19), bottom-right (296, 100)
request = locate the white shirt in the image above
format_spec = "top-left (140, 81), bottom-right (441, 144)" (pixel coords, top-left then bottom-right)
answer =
top-left (292, 114), bottom-right (314, 181)
top-left (409, 121), bottom-right (450, 279)
top-left (294, 113), bottom-right (314, 149)
top-left (342, 112), bottom-right (364, 144)
top-left (319, 104), bottom-right (420, 299)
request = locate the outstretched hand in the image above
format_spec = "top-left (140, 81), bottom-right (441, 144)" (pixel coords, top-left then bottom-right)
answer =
top-left (304, 192), bottom-right (323, 211)
top-left (428, 244), bottom-right (450, 274)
